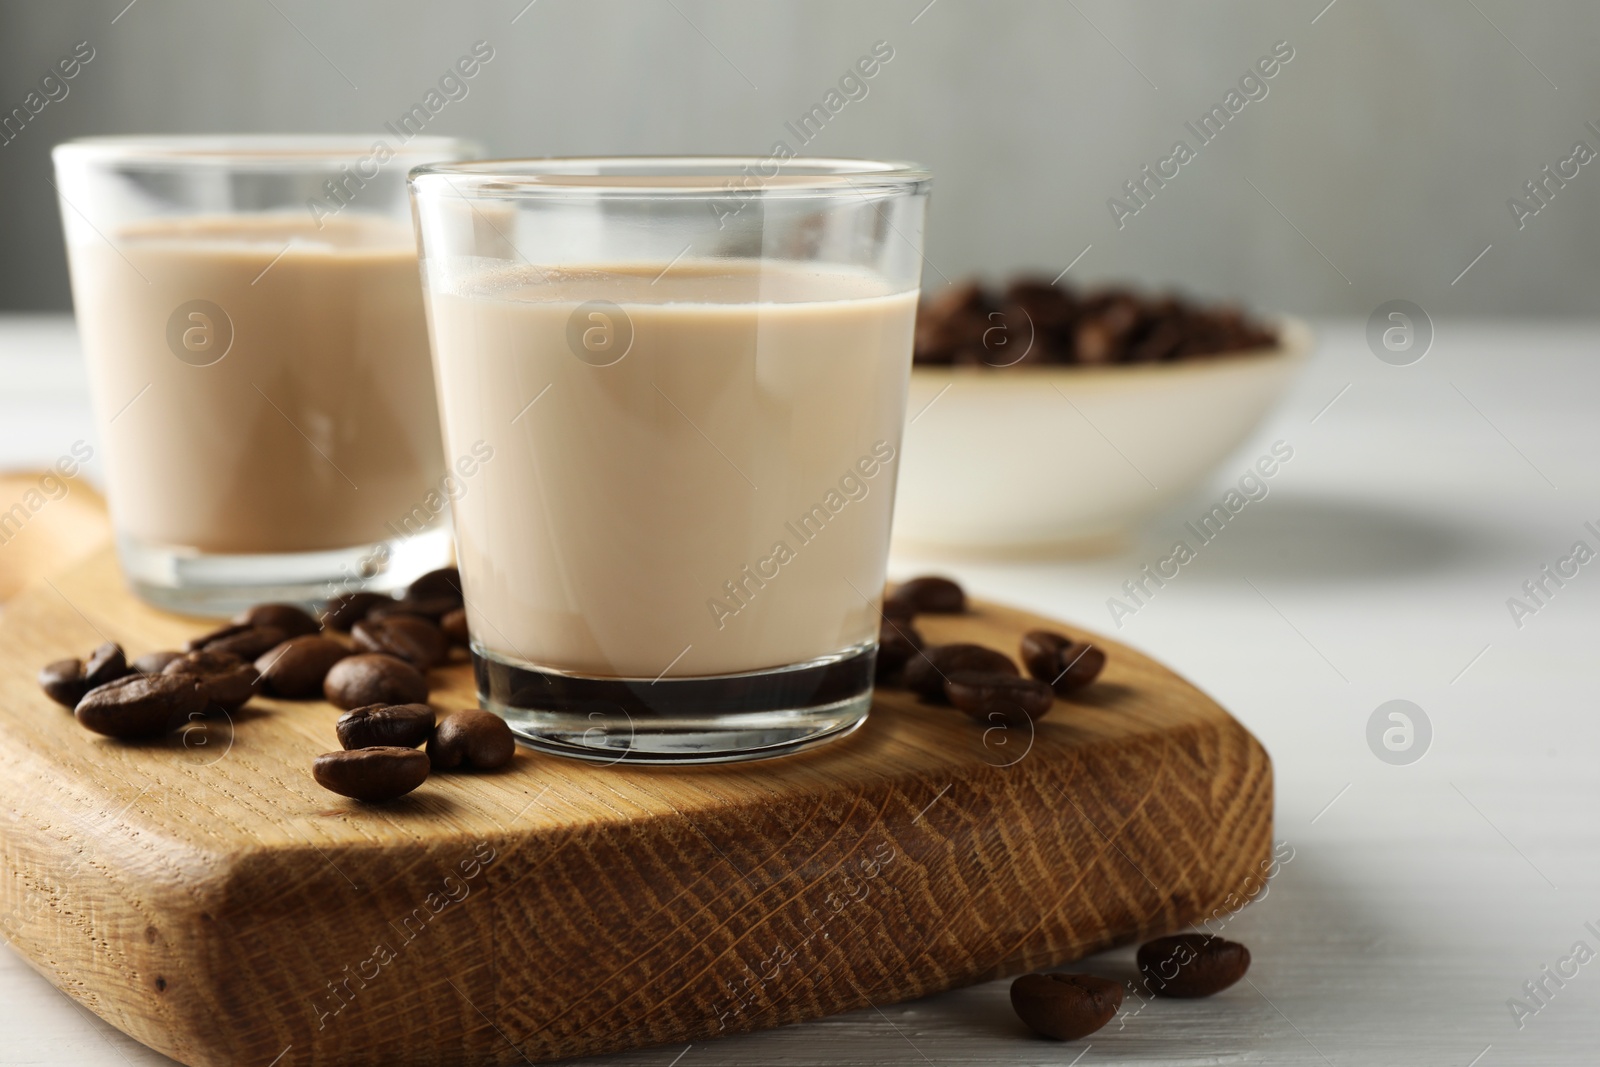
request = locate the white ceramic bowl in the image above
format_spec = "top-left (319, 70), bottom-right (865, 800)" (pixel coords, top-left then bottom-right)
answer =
top-left (891, 318), bottom-right (1312, 555)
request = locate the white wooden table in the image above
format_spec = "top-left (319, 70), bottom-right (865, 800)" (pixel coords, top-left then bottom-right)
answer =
top-left (2, 315), bottom-right (1596, 1065)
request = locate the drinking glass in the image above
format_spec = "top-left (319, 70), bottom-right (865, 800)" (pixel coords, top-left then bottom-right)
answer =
top-left (53, 135), bottom-right (475, 614)
top-left (410, 157), bottom-right (930, 763)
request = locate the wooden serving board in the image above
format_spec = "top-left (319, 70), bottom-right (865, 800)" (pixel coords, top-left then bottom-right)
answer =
top-left (0, 549), bottom-right (1272, 1066)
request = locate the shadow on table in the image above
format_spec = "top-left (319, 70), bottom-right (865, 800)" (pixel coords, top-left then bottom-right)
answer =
top-left (1134, 494), bottom-right (1516, 584)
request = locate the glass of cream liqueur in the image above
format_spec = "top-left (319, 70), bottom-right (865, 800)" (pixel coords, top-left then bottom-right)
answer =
top-left (410, 157), bottom-right (930, 763)
top-left (53, 135), bottom-right (476, 614)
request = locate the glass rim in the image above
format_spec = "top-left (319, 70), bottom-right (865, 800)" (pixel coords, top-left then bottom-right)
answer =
top-left (408, 155), bottom-right (931, 198)
top-left (52, 134), bottom-right (479, 167)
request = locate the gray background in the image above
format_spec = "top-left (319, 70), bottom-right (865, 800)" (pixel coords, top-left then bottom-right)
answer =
top-left (1, 0), bottom-right (1596, 315)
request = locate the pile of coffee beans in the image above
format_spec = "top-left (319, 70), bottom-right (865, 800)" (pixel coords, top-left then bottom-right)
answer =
top-left (35, 566), bottom-right (512, 802)
top-left (876, 575), bottom-right (1106, 725)
top-left (914, 277), bottom-right (1278, 367)
top-left (1011, 933), bottom-right (1251, 1041)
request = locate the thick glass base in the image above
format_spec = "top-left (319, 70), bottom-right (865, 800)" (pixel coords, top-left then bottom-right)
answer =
top-left (473, 643), bottom-right (876, 764)
top-left (116, 525), bottom-right (455, 616)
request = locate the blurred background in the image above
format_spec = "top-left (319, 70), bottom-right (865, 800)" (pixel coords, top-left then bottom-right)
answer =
top-left (2, 0), bottom-right (1597, 315)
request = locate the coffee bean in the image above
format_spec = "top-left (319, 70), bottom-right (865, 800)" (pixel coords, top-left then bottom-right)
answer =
top-left (336, 703), bottom-right (436, 750)
top-left (366, 595), bottom-right (461, 623)
top-left (352, 616), bottom-right (447, 670)
top-left (83, 642), bottom-right (131, 690)
top-left (312, 747), bottom-right (430, 802)
top-left (129, 650), bottom-right (184, 676)
top-left (189, 625), bottom-right (288, 662)
top-left (1137, 934), bottom-right (1250, 998)
top-left (233, 602), bottom-right (320, 638)
top-left (321, 592), bottom-right (391, 632)
top-left (323, 654), bottom-right (428, 710)
top-left (875, 615), bottom-right (924, 681)
top-left (75, 674), bottom-right (207, 739)
top-left (40, 643), bottom-right (134, 708)
top-left (1020, 629), bottom-right (1106, 694)
top-left (255, 636), bottom-right (351, 699)
top-left (886, 575), bottom-right (966, 615)
top-left (1020, 630), bottom-right (1072, 681)
top-left (944, 670), bottom-right (1054, 723)
top-left (38, 658), bottom-right (86, 708)
top-left (904, 643), bottom-right (1017, 703)
top-left (408, 567), bottom-right (462, 602)
top-left (162, 650), bottom-right (257, 712)
top-left (1009, 973), bottom-right (1123, 1040)
top-left (427, 709), bottom-right (516, 771)
top-left (440, 608), bottom-right (469, 647)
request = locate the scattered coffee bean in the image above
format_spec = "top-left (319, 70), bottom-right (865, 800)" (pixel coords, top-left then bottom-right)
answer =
top-left (38, 658), bottom-right (87, 708)
top-left (407, 567), bottom-right (462, 602)
top-left (352, 616), bottom-right (447, 670)
top-left (944, 671), bottom-right (1054, 723)
top-left (323, 653), bottom-right (428, 710)
top-left (75, 674), bottom-right (207, 739)
top-left (886, 575), bottom-right (966, 615)
top-left (336, 703), bottom-right (436, 750)
top-left (440, 608), bottom-right (469, 647)
top-left (312, 747), bottom-right (430, 802)
top-left (321, 592), bottom-right (391, 632)
top-left (876, 615), bottom-right (924, 681)
top-left (366, 595), bottom-right (461, 623)
top-left (188, 625), bottom-right (288, 662)
top-left (83, 642), bottom-right (130, 690)
top-left (233, 602), bottom-right (320, 638)
top-left (1137, 934), bottom-right (1250, 998)
top-left (904, 643), bottom-right (1018, 703)
top-left (255, 636), bottom-right (351, 699)
top-left (1020, 629), bottom-right (1105, 695)
top-left (129, 650), bottom-right (184, 676)
top-left (427, 709), bottom-right (516, 771)
top-left (39, 643), bottom-right (133, 708)
top-left (1010, 973), bottom-right (1124, 1041)
top-left (162, 650), bottom-right (257, 712)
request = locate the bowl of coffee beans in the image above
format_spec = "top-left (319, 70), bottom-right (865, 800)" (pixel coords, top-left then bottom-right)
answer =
top-left (894, 277), bottom-right (1309, 554)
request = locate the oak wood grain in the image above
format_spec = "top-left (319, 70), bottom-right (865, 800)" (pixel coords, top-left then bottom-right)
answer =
top-left (0, 548), bottom-right (1272, 1066)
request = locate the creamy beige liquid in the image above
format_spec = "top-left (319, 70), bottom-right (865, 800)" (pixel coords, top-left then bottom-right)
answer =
top-left (427, 262), bottom-right (917, 678)
top-left (68, 214), bottom-right (445, 554)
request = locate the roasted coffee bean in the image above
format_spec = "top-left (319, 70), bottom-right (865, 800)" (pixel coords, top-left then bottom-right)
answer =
top-left (904, 643), bottom-right (1018, 703)
top-left (323, 654), bottom-right (428, 710)
top-left (1020, 630), bottom-right (1072, 681)
top-left (886, 575), bottom-right (966, 615)
top-left (40, 643), bottom-right (133, 708)
top-left (1137, 934), bottom-right (1250, 998)
top-left (336, 703), bottom-right (436, 750)
top-left (75, 674), bottom-right (207, 739)
top-left (944, 671), bottom-right (1054, 722)
top-left (440, 608), bottom-right (469, 647)
top-left (321, 592), bottom-right (391, 632)
top-left (129, 650), bottom-right (184, 676)
top-left (189, 625), bottom-right (288, 662)
top-left (184, 622), bottom-right (249, 653)
top-left (255, 636), bottom-right (352, 699)
top-left (1021, 629), bottom-right (1105, 694)
top-left (312, 747), bottom-right (430, 802)
top-left (352, 616), bottom-right (448, 670)
top-left (83, 642), bottom-right (131, 690)
top-left (407, 566), bottom-right (462, 602)
top-left (427, 709), bottom-right (516, 771)
top-left (162, 650), bottom-right (257, 712)
top-left (233, 602), bottom-right (320, 638)
top-left (38, 658), bottom-right (86, 708)
top-left (1010, 973), bottom-right (1123, 1041)
top-left (875, 616), bottom-right (924, 681)
top-left (366, 595), bottom-right (461, 623)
